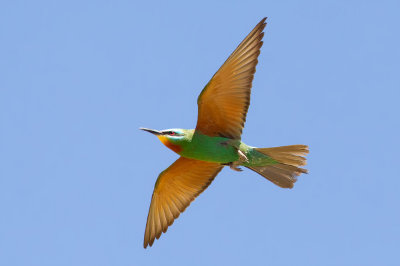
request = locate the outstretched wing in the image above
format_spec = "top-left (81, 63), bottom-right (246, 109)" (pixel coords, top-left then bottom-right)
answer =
top-left (196, 18), bottom-right (267, 139)
top-left (143, 157), bottom-right (223, 248)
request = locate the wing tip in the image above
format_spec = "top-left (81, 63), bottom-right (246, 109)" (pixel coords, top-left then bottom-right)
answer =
top-left (259, 18), bottom-right (267, 35)
top-left (259, 17), bottom-right (268, 28)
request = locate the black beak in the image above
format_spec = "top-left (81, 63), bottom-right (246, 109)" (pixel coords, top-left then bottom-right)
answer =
top-left (140, 127), bottom-right (162, 135)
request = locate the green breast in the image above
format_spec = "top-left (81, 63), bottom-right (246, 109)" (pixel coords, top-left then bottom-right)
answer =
top-left (179, 132), bottom-right (239, 163)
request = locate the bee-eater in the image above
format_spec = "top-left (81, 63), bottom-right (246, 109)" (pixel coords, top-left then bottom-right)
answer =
top-left (141, 17), bottom-right (309, 248)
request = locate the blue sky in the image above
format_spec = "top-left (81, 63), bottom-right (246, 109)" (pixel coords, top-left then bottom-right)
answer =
top-left (1, 0), bottom-right (399, 265)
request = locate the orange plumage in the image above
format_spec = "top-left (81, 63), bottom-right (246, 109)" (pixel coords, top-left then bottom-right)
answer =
top-left (157, 135), bottom-right (182, 153)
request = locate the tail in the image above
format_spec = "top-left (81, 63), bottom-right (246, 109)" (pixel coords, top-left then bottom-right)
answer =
top-left (246, 145), bottom-right (309, 189)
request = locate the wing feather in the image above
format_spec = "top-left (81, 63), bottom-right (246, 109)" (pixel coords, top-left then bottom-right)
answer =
top-left (143, 157), bottom-right (223, 248)
top-left (196, 18), bottom-right (267, 139)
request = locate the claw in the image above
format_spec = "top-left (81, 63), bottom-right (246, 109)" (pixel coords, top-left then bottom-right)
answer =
top-left (230, 165), bottom-right (243, 172)
top-left (223, 162), bottom-right (243, 172)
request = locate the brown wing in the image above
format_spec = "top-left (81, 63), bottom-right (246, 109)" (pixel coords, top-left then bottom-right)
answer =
top-left (143, 157), bottom-right (223, 248)
top-left (196, 18), bottom-right (267, 139)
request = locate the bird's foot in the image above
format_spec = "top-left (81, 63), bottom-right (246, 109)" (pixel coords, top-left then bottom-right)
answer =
top-left (223, 162), bottom-right (243, 172)
top-left (230, 164), bottom-right (243, 172)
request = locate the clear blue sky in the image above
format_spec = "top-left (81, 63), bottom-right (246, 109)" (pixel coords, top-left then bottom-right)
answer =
top-left (1, 0), bottom-right (399, 265)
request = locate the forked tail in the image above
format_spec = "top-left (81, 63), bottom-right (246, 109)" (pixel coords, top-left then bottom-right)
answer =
top-left (246, 145), bottom-right (309, 189)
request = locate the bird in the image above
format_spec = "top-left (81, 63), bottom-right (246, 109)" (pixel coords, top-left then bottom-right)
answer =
top-left (140, 17), bottom-right (308, 248)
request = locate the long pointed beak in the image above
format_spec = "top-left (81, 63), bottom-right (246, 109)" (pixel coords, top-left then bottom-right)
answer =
top-left (140, 127), bottom-right (162, 135)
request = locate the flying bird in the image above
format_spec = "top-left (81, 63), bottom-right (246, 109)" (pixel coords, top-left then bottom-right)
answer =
top-left (141, 17), bottom-right (308, 248)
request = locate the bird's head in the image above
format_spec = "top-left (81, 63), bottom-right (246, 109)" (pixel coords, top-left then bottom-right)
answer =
top-left (140, 128), bottom-right (191, 154)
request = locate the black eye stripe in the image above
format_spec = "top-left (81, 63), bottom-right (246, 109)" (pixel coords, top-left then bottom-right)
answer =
top-left (162, 131), bottom-right (181, 136)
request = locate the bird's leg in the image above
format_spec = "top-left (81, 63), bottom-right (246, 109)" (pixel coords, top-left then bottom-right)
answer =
top-left (238, 150), bottom-right (249, 162)
top-left (229, 163), bottom-right (243, 172)
top-left (220, 140), bottom-right (248, 172)
top-left (228, 151), bottom-right (248, 172)
top-left (222, 162), bottom-right (243, 172)
top-left (230, 163), bottom-right (242, 172)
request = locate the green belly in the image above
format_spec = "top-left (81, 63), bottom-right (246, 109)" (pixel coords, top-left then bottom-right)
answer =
top-left (180, 133), bottom-right (239, 163)
top-left (179, 132), bottom-right (277, 166)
